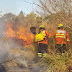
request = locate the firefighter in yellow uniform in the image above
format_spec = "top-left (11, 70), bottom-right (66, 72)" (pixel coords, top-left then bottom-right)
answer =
top-left (35, 25), bottom-right (51, 57)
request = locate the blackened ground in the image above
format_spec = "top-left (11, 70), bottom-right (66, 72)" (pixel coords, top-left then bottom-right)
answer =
top-left (0, 65), bottom-right (6, 72)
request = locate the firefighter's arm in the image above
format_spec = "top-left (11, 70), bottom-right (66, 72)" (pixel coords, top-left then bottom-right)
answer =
top-left (52, 30), bottom-right (56, 38)
top-left (66, 31), bottom-right (70, 43)
top-left (46, 30), bottom-right (54, 43)
top-left (46, 31), bottom-right (51, 38)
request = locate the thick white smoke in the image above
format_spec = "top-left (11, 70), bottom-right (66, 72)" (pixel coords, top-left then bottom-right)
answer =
top-left (0, 18), bottom-right (8, 64)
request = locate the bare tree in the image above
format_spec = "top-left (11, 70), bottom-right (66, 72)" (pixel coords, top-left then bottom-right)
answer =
top-left (35, 0), bottom-right (72, 17)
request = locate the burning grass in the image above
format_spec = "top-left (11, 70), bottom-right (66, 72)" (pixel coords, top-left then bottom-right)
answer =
top-left (0, 23), bottom-right (37, 72)
top-left (5, 23), bottom-right (34, 46)
top-left (3, 24), bottom-right (71, 72)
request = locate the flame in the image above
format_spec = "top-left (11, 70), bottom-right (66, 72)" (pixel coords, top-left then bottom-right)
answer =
top-left (5, 24), bottom-right (16, 38)
top-left (5, 23), bottom-right (34, 46)
top-left (16, 26), bottom-right (34, 45)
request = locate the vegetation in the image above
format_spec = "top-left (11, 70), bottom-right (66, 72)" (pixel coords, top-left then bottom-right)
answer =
top-left (0, 6), bottom-right (72, 72)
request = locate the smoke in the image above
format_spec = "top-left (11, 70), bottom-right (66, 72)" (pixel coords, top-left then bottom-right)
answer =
top-left (0, 18), bottom-right (8, 63)
top-left (0, 41), bottom-right (8, 63)
top-left (0, 18), bottom-right (6, 37)
top-left (0, 16), bottom-right (38, 72)
top-left (0, 18), bottom-right (20, 64)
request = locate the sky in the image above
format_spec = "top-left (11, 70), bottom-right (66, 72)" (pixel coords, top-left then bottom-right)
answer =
top-left (0, 0), bottom-right (37, 16)
top-left (1, 0), bottom-right (72, 16)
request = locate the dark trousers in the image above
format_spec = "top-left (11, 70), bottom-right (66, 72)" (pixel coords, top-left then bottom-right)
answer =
top-left (37, 43), bottom-right (48, 54)
top-left (55, 44), bottom-right (67, 54)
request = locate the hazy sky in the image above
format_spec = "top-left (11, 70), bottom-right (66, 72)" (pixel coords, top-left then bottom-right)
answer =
top-left (0, 0), bottom-right (36, 16)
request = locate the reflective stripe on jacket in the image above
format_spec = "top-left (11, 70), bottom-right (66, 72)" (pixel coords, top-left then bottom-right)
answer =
top-left (52, 29), bottom-right (70, 44)
top-left (55, 30), bottom-right (66, 39)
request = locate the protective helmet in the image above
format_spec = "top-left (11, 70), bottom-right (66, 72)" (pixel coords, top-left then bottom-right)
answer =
top-left (58, 23), bottom-right (63, 27)
top-left (39, 25), bottom-right (45, 29)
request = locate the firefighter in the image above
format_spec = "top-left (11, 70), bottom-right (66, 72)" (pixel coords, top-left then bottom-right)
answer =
top-left (35, 25), bottom-right (51, 58)
top-left (52, 23), bottom-right (70, 54)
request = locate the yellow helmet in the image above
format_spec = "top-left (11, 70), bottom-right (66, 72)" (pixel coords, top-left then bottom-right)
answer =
top-left (40, 25), bottom-right (44, 28)
top-left (58, 23), bottom-right (63, 27)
